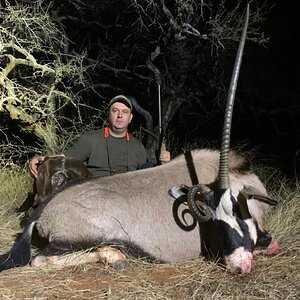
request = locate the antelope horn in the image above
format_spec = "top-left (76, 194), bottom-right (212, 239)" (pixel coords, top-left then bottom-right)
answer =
top-left (219, 4), bottom-right (250, 190)
top-left (186, 184), bottom-right (212, 222)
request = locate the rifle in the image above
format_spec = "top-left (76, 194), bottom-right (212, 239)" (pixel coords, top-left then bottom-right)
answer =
top-left (157, 82), bottom-right (167, 154)
top-left (147, 47), bottom-right (167, 161)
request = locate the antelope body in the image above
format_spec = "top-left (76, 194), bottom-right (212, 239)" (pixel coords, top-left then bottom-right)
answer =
top-left (0, 149), bottom-right (279, 274)
top-left (34, 156), bottom-right (92, 206)
top-left (0, 5), bottom-right (279, 274)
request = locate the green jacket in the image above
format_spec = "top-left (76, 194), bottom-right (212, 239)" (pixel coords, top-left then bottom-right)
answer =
top-left (65, 128), bottom-right (147, 177)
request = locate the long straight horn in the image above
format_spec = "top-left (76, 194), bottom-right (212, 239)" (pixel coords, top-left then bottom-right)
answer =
top-left (219, 4), bottom-right (250, 190)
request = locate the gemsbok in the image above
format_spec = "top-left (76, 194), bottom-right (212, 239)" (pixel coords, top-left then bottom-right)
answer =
top-left (0, 5), bottom-right (279, 274)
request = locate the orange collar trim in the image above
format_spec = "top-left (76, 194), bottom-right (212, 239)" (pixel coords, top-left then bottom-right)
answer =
top-left (104, 127), bottom-right (130, 142)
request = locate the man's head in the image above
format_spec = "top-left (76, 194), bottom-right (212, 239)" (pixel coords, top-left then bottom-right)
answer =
top-left (107, 95), bottom-right (133, 136)
top-left (108, 95), bottom-right (133, 111)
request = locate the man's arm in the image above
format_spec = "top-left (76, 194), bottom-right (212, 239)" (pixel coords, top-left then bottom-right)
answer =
top-left (29, 154), bottom-right (65, 178)
top-left (29, 131), bottom-right (94, 178)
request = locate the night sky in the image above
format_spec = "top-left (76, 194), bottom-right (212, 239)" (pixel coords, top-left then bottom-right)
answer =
top-left (233, 1), bottom-right (299, 178)
top-left (0, 1), bottom-right (298, 178)
top-left (167, 1), bottom-right (299, 179)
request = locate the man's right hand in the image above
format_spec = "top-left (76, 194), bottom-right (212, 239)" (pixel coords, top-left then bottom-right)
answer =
top-left (29, 154), bottom-right (65, 178)
top-left (29, 155), bottom-right (45, 178)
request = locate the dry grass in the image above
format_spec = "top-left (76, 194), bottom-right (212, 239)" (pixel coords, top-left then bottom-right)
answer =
top-left (0, 162), bottom-right (33, 250)
top-left (0, 164), bottom-right (299, 300)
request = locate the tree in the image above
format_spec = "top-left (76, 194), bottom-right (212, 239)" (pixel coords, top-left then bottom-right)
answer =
top-left (0, 0), bottom-right (99, 155)
top-left (0, 0), bottom-right (271, 164)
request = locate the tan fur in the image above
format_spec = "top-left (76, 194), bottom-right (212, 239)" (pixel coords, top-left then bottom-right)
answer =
top-left (35, 149), bottom-right (270, 265)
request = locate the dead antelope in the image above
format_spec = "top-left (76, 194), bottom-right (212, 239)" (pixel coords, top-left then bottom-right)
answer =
top-left (0, 5), bottom-right (279, 274)
top-left (17, 156), bottom-right (93, 219)
top-left (34, 156), bottom-right (93, 206)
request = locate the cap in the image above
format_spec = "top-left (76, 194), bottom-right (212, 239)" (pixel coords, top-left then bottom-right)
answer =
top-left (108, 95), bottom-right (133, 110)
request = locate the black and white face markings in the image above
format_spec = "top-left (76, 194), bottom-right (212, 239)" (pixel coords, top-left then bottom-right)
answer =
top-left (213, 188), bottom-right (257, 274)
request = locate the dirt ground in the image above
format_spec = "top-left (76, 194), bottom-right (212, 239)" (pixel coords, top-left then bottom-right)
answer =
top-left (0, 251), bottom-right (299, 300)
top-left (1, 262), bottom-right (182, 299)
top-left (0, 169), bottom-right (299, 299)
top-left (0, 263), bottom-right (199, 299)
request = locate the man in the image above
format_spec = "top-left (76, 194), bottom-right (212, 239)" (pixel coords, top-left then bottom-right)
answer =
top-left (29, 95), bottom-right (170, 178)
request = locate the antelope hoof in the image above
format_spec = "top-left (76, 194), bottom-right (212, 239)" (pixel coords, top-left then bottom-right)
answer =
top-left (112, 259), bottom-right (129, 270)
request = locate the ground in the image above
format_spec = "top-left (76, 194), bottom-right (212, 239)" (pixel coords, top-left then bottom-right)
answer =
top-left (0, 252), bottom-right (299, 300)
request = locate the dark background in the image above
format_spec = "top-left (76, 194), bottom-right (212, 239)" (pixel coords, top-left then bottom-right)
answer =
top-left (1, 1), bottom-right (299, 178)
top-left (189, 1), bottom-right (300, 179)
top-left (237, 1), bottom-right (299, 178)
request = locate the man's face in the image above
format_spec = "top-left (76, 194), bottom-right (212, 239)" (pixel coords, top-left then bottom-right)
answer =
top-left (108, 102), bottom-right (133, 132)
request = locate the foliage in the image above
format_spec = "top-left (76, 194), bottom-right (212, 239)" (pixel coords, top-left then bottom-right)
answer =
top-left (0, 0), bottom-right (272, 163)
top-left (0, 0), bottom-right (103, 155)
top-left (0, 155), bottom-right (32, 248)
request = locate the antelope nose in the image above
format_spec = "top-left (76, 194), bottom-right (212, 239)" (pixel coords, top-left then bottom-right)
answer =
top-left (224, 249), bottom-right (253, 274)
top-left (238, 255), bottom-right (253, 274)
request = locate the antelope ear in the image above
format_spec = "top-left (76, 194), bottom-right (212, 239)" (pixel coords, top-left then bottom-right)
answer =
top-left (241, 185), bottom-right (278, 206)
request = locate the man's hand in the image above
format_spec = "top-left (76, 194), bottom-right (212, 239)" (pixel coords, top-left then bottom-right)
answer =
top-left (159, 150), bottom-right (171, 164)
top-left (29, 155), bottom-right (45, 178)
top-left (29, 154), bottom-right (64, 178)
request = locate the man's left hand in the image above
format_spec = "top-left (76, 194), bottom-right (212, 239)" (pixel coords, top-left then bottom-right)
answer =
top-left (159, 150), bottom-right (171, 164)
